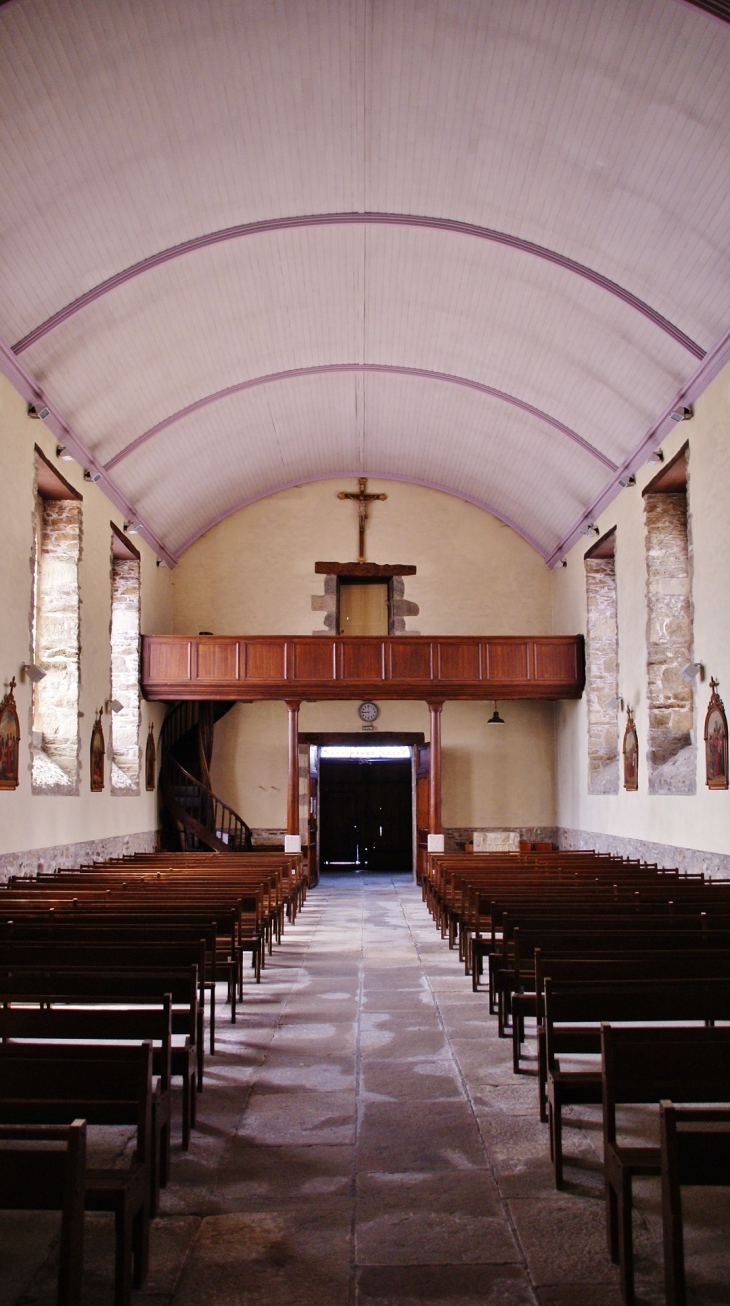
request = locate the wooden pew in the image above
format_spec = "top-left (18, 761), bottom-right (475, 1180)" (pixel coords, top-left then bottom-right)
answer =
top-left (544, 978), bottom-right (730, 1189)
top-left (659, 1100), bottom-right (730, 1306)
top-left (601, 1025), bottom-right (730, 1306)
top-left (0, 1041), bottom-right (154, 1306)
top-left (0, 995), bottom-right (172, 1214)
top-left (0, 1119), bottom-right (86, 1306)
top-left (0, 967), bottom-right (199, 1146)
top-left (519, 949), bottom-right (730, 1117)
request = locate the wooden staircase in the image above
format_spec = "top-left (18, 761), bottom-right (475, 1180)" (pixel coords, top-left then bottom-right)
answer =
top-left (159, 702), bottom-right (253, 852)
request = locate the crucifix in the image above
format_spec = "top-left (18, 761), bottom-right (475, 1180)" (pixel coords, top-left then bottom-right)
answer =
top-left (337, 478), bottom-right (387, 563)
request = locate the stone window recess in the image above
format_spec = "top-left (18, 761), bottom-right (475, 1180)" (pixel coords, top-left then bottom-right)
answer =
top-left (644, 443), bottom-right (696, 795)
top-left (31, 495), bottom-right (82, 794)
top-left (312, 575), bottom-right (419, 634)
top-left (584, 528), bottom-right (619, 795)
top-left (110, 536), bottom-right (141, 794)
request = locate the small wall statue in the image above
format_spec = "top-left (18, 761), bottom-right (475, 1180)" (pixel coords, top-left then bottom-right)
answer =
top-left (0, 678), bottom-right (20, 790)
top-left (704, 678), bottom-right (728, 790)
top-left (145, 722), bottom-right (156, 791)
top-left (90, 709), bottom-right (105, 791)
top-left (623, 706), bottom-right (638, 791)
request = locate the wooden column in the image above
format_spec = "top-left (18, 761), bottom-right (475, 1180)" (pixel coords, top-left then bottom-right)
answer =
top-left (286, 701), bottom-right (301, 836)
top-left (427, 701), bottom-right (443, 835)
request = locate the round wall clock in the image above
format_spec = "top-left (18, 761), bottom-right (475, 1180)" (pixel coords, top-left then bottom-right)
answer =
top-left (358, 700), bottom-right (380, 723)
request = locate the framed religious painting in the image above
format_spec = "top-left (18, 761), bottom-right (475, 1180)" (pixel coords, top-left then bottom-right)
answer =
top-left (623, 707), bottom-right (638, 791)
top-left (145, 723), bottom-right (156, 791)
top-left (0, 678), bottom-right (20, 790)
top-left (90, 710), bottom-right (105, 791)
top-left (704, 678), bottom-right (728, 790)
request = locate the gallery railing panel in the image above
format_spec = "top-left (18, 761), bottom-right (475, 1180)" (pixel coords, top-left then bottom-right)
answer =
top-left (142, 634), bottom-right (584, 701)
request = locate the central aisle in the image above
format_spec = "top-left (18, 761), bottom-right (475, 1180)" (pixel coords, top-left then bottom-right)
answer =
top-left (146, 874), bottom-right (621, 1306)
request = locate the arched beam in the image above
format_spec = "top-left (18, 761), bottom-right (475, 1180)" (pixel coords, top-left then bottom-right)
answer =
top-left (13, 212), bottom-right (704, 360)
top-left (104, 362), bottom-right (617, 473)
top-left (173, 470), bottom-right (550, 559)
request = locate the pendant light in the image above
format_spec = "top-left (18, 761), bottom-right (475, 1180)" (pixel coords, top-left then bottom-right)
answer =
top-left (488, 702), bottom-right (505, 725)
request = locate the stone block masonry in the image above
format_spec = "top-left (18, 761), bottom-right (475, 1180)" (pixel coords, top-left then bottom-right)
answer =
top-left (0, 830), bottom-right (158, 883)
top-left (585, 556), bottom-right (619, 794)
top-left (32, 500), bottom-right (81, 793)
top-left (644, 492), bottom-right (696, 794)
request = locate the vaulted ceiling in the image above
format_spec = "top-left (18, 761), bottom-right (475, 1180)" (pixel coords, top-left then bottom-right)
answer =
top-left (1, 0), bottom-right (730, 566)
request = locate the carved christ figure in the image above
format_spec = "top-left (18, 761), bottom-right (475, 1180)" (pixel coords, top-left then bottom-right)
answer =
top-left (337, 478), bottom-right (387, 563)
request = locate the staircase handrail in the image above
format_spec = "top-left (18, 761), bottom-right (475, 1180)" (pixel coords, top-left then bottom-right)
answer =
top-left (159, 752), bottom-right (253, 851)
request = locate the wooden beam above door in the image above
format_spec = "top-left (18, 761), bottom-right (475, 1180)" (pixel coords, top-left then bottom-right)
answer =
top-left (141, 634), bottom-right (584, 702)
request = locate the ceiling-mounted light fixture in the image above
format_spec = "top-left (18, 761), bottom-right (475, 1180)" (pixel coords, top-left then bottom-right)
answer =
top-left (28, 404), bottom-right (50, 421)
top-left (680, 662), bottom-right (704, 683)
top-left (579, 524), bottom-right (600, 538)
top-left (55, 445), bottom-right (74, 461)
top-left (487, 702), bottom-right (505, 725)
top-left (618, 474), bottom-right (636, 488)
top-left (649, 448), bottom-right (664, 464)
top-left (21, 662), bottom-right (47, 683)
top-left (670, 406), bottom-right (693, 422)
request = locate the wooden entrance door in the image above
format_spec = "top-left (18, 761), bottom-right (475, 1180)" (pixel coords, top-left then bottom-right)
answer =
top-left (319, 758), bottom-right (412, 872)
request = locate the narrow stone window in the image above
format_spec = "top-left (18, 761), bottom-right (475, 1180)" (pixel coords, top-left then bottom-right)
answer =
top-left (584, 528), bottom-right (619, 794)
top-left (110, 524), bottom-right (141, 794)
top-left (643, 443), bottom-right (695, 794)
top-left (31, 447), bottom-right (82, 793)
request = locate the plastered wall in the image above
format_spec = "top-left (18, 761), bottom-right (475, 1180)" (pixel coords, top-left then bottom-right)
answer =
top-left (171, 479), bottom-right (553, 636)
top-left (552, 358), bottom-right (730, 865)
top-left (0, 373), bottom-right (172, 865)
top-left (179, 482), bottom-right (557, 832)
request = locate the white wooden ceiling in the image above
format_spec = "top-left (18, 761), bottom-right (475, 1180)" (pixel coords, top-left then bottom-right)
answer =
top-left (1, 0), bottom-right (729, 564)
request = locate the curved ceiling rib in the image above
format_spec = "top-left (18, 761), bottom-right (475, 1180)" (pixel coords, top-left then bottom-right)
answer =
top-left (105, 363), bottom-right (617, 474)
top-left (12, 212), bottom-right (704, 361)
top-left (174, 470), bottom-right (551, 560)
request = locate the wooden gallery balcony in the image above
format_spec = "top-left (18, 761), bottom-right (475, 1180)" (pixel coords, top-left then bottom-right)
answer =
top-left (141, 635), bottom-right (585, 702)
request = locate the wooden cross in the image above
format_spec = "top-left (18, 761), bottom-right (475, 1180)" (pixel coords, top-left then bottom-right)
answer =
top-left (337, 478), bottom-right (387, 563)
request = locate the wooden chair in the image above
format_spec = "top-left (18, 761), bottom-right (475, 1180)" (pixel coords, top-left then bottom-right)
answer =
top-left (659, 1100), bottom-right (730, 1306)
top-left (601, 1025), bottom-right (730, 1306)
top-left (0, 1119), bottom-right (86, 1306)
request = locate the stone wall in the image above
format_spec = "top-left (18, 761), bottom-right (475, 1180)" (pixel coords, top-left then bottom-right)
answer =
top-left (585, 556), bottom-right (619, 794)
top-left (110, 556), bottom-right (141, 792)
top-left (644, 490), bottom-right (696, 793)
top-left (558, 826), bottom-right (730, 880)
top-left (0, 828), bottom-right (158, 883)
top-left (32, 499), bottom-right (82, 793)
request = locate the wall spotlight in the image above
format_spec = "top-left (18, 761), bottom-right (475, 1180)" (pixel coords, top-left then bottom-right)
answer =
top-left (56, 445), bottom-right (74, 461)
top-left (487, 702), bottom-right (505, 725)
top-left (21, 662), bottom-right (47, 683)
top-left (618, 474), bottom-right (636, 488)
top-left (579, 524), bottom-right (600, 537)
top-left (670, 406), bottom-right (693, 422)
top-left (606, 696), bottom-right (624, 713)
top-left (84, 469), bottom-right (102, 483)
top-left (106, 698), bottom-right (124, 714)
top-left (124, 521), bottom-right (142, 535)
top-left (28, 404), bottom-right (50, 420)
top-left (156, 559), bottom-right (168, 568)
top-left (680, 662), bottom-right (704, 683)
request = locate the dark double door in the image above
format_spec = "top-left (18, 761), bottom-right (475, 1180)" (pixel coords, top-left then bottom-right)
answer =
top-left (319, 758), bottom-right (412, 872)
